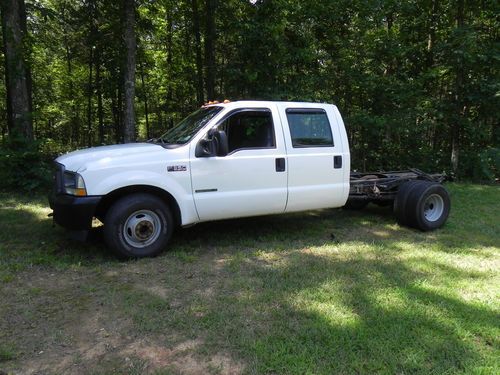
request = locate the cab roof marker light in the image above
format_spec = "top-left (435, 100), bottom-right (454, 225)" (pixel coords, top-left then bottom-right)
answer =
top-left (202, 99), bottom-right (230, 107)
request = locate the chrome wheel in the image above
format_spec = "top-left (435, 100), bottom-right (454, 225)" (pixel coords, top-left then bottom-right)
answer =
top-left (423, 194), bottom-right (444, 222)
top-left (123, 210), bottom-right (162, 248)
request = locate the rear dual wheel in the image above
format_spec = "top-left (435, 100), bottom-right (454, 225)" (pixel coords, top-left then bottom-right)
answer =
top-left (394, 181), bottom-right (450, 231)
top-left (393, 180), bottom-right (422, 226)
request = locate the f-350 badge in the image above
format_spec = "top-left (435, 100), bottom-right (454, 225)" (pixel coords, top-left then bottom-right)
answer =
top-left (167, 165), bottom-right (187, 172)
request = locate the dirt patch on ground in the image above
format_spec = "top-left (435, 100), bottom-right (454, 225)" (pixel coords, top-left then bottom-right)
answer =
top-left (119, 338), bottom-right (243, 374)
top-left (0, 256), bottom-right (245, 375)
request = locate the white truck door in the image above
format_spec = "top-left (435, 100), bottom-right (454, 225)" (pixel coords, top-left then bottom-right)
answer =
top-left (278, 103), bottom-right (349, 212)
top-left (190, 105), bottom-right (288, 221)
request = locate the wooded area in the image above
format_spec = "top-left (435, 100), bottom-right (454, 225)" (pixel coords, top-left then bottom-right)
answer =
top-left (0, 0), bottom-right (498, 188)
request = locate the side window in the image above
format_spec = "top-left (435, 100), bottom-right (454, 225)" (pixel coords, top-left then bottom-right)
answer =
top-left (218, 110), bottom-right (276, 153)
top-left (286, 109), bottom-right (334, 148)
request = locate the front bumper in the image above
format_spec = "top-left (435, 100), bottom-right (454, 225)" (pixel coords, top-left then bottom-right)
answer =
top-left (49, 193), bottom-right (102, 230)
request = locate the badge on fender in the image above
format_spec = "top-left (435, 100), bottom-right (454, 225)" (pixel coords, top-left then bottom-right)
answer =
top-left (167, 165), bottom-right (187, 172)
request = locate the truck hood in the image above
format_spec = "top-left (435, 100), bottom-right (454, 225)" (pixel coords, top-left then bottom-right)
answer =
top-left (56, 143), bottom-right (165, 172)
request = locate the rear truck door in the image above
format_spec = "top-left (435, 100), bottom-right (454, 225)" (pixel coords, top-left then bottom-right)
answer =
top-left (277, 103), bottom-right (348, 212)
top-left (190, 104), bottom-right (288, 221)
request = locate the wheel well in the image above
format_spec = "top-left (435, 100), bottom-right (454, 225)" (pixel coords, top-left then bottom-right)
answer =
top-left (95, 185), bottom-right (182, 226)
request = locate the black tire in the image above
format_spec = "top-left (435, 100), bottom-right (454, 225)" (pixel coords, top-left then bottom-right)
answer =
top-left (393, 180), bottom-right (426, 226)
top-left (343, 199), bottom-right (369, 210)
top-left (103, 193), bottom-right (174, 258)
top-left (405, 182), bottom-right (451, 231)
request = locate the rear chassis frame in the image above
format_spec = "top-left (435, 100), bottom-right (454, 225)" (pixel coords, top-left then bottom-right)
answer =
top-left (348, 169), bottom-right (446, 203)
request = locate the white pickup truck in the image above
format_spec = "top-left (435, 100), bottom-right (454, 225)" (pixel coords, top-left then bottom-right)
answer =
top-left (49, 101), bottom-right (450, 257)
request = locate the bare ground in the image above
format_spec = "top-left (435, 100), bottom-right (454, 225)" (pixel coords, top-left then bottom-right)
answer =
top-left (1, 250), bottom-right (245, 375)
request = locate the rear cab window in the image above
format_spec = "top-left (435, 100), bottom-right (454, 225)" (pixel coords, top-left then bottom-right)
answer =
top-left (285, 109), bottom-right (334, 148)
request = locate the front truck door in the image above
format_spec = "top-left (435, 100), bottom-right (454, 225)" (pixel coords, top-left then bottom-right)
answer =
top-left (278, 104), bottom-right (348, 212)
top-left (190, 106), bottom-right (288, 221)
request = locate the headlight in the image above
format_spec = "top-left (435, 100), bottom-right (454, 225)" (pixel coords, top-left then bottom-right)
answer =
top-left (63, 171), bottom-right (87, 196)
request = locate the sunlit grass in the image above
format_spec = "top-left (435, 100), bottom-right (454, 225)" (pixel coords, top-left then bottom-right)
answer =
top-left (0, 183), bottom-right (499, 374)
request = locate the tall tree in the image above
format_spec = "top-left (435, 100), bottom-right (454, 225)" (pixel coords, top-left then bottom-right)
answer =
top-left (122, 0), bottom-right (136, 143)
top-left (191, 0), bottom-right (204, 105)
top-left (139, 62), bottom-right (150, 139)
top-left (86, 44), bottom-right (93, 147)
top-left (1, 0), bottom-right (33, 140)
top-left (204, 0), bottom-right (216, 100)
top-left (450, 0), bottom-right (465, 175)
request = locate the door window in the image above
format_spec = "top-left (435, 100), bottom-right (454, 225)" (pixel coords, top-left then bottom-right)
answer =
top-left (286, 109), bottom-right (334, 147)
top-left (218, 110), bottom-right (275, 153)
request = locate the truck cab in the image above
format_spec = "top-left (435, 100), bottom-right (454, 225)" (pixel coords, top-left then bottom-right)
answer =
top-left (190, 101), bottom-right (350, 220)
top-left (50, 101), bottom-right (351, 257)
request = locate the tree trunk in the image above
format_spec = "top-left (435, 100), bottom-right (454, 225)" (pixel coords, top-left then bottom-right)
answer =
top-left (65, 42), bottom-right (79, 145)
top-left (451, 0), bottom-right (465, 175)
top-left (86, 46), bottom-right (93, 148)
top-left (96, 49), bottom-right (104, 145)
top-left (383, 11), bottom-right (394, 77)
top-left (165, 9), bottom-right (173, 107)
top-left (1, 0), bottom-right (33, 140)
top-left (191, 0), bottom-right (204, 105)
top-left (219, 53), bottom-right (225, 98)
top-left (204, 0), bottom-right (216, 100)
top-left (140, 63), bottom-right (150, 139)
top-left (122, 0), bottom-right (136, 143)
top-left (2, 33), bottom-right (13, 134)
top-left (62, 1), bottom-right (78, 146)
top-left (156, 98), bottom-right (163, 131)
top-left (111, 88), bottom-right (121, 144)
top-left (426, 0), bottom-right (439, 67)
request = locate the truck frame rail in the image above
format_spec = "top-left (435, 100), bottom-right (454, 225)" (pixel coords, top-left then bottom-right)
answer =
top-left (349, 169), bottom-right (446, 202)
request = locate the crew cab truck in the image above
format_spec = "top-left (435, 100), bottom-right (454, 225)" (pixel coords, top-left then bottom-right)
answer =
top-left (49, 101), bottom-right (450, 258)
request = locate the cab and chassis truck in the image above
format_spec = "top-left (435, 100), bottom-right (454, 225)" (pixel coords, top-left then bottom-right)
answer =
top-left (49, 101), bottom-right (450, 258)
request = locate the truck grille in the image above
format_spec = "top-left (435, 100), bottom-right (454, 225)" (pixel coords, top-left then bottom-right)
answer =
top-left (53, 162), bottom-right (65, 194)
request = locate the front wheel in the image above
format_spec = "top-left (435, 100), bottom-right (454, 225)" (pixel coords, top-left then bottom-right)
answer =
top-left (103, 193), bottom-right (174, 258)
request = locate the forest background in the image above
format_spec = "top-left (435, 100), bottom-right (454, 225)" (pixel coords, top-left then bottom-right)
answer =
top-left (1, 0), bottom-right (498, 191)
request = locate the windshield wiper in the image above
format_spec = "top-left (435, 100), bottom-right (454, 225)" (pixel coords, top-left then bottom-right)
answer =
top-left (147, 137), bottom-right (167, 145)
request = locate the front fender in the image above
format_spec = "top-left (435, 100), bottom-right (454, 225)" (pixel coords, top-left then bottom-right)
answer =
top-left (86, 169), bottom-right (199, 226)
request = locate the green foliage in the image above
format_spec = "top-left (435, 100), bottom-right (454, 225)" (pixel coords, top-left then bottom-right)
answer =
top-left (1, 0), bottom-right (499, 180)
top-left (474, 147), bottom-right (500, 182)
top-left (0, 136), bottom-right (52, 192)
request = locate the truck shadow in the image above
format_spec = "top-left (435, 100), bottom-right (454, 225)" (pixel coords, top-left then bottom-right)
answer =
top-left (1, 188), bottom-right (498, 374)
top-left (1, 185), bottom-right (496, 269)
top-left (171, 183), bottom-right (498, 257)
top-left (172, 202), bottom-right (495, 257)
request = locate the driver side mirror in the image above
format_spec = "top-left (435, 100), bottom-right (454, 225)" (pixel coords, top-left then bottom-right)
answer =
top-left (195, 128), bottom-right (228, 157)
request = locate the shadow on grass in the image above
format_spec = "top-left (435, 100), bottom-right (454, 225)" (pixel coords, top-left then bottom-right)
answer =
top-left (0, 204), bottom-right (115, 274)
top-left (0, 186), bottom-right (498, 373)
top-left (3, 182), bottom-right (498, 269)
top-left (251, 257), bottom-right (497, 373)
top-left (171, 202), bottom-right (497, 256)
top-left (120, 249), bottom-right (499, 374)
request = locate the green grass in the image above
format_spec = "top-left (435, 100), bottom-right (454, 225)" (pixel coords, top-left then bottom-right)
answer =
top-left (0, 183), bottom-right (499, 374)
top-left (0, 343), bottom-right (17, 362)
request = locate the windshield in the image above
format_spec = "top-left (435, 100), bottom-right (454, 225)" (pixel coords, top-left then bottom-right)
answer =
top-left (159, 106), bottom-right (223, 145)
